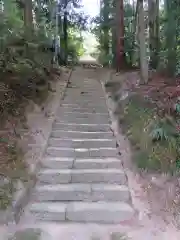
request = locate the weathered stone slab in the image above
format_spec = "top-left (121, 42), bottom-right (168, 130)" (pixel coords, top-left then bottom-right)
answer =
top-left (37, 169), bottom-right (72, 184)
top-left (71, 169), bottom-right (126, 184)
top-left (46, 147), bottom-right (75, 157)
top-left (91, 184), bottom-right (130, 202)
top-left (48, 138), bottom-right (116, 148)
top-left (56, 113), bottom-right (109, 119)
top-left (66, 202), bottom-right (134, 223)
top-left (50, 131), bottom-right (113, 139)
top-left (74, 140), bottom-right (116, 149)
top-left (74, 158), bottom-right (121, 169)
top-left (57, 107), bottom-right (108, 114)
top-left (28, 202), bottom-right (67, 221)
top-left (41, 157), bottom-right (74, 169)
top-left (33, 184), bottom-right (91, 201)
top-left (55, 118), bottom-right (110, 125)
top-left (52, 123), bottom-right (110, 132)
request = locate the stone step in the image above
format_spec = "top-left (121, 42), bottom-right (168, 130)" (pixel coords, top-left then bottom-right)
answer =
top-left (50, 131), bottom-right (113, 139)
top-left (60, 104), bottom-right (108, 110)
top-left (74, 158), bottom-right (121, 169)
top-left (41, 157), bottom-right (74, 169)
top-left (26, 202), bottom-right (67, 222)
top-left (57, 107), bottom-right (108, 114)
top-left (64, 94), bottom-right (105, 97)
top-left (61, 101), bottom-right (106, 106)
top-left (63, 98), bottom-right (106, 103)
top-left (56, 112), bottom-right (109, 118)
top-left (52, 123), bottom-right (110, 132)
top-left (56, 115), bottom-right (109, 122)
top-left (32, 183), bottom-right (130, 202)
top-left (62, 92), bottom-right (105, 96)
top-left (55, 118), bottom-right (110, 125)
top-left (3, 226), bottom-right (134, 240)
top-left (66, 92), bottom-right (103, 94)
top-left (41, 157), bottom-right (121, 169)
top-left (37, 169), bottom-right (126, 184)
top-left (48, 138), bottom-right (116, 148)
top-left (46, 147), bottom-right (118, 158)
top-left (66, 202), bottom-right (134, 223)
top-left (64, 91), bottom-right (104, 95)
top-left (64, 97), bottom-right (105, 100)
top-left (26, 202), bottom-right (134, 223)
top-left (62, 98), bottom-right (106, 104)
top-left (59, 105), bottom-right (108, 111)
top-left (65, 89), bottom-right (103, 91)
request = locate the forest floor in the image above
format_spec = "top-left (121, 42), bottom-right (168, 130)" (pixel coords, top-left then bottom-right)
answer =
top-left (0, 66), bottom-right (71, 221)
top-left (105, 69), bottom-right (180, 238)
top-left (1, 67), bottom-right (180, 239)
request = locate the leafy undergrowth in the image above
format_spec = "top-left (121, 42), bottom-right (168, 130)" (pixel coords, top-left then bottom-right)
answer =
top-left (106, 71), bottom-right (180, 173)
top-left (0, 64), bottom-right (62, 211)
top-left (0, 64), bottom-right (63, 210)
top-left (120, 95), bottom-right (180, 172)
top-left (0, 10), bottom-right (64, 209)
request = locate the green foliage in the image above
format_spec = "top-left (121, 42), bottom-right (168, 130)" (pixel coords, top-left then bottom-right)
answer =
top-left (150, 126), bottom-right (169, 141)
top-left (150, 118), bottom-right (177, 141)
top-left (114, 93), bottom-right (180, 172)
top-left (0, 0), bottom-right (87, 112)
top-left (67, 27), bottom-right (85, 62)
top-left (91, 0), bottom-right (136, 67)
top-left (175, 103), bottom-right (180, 113)
top-left (0, 2), bottom-right (54, 105)
top-left (92, 0), bottom-right (180, 75)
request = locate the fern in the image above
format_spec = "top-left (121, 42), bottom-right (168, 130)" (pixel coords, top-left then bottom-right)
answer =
top-left (175, 103), bottom-right (180, 113)
top-left (150, 117), bottom-right (178, 142)
top-left (150, 127), bottom-right (169, 141)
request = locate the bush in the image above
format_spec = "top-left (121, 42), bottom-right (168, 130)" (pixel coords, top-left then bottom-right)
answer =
top-left (0, 11), bottom-right (57, 116)
top-left (119, 94), bottom-right (180, 173)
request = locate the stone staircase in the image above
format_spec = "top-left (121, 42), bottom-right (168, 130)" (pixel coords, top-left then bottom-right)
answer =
top-left (21, 70), bottom-right (134, 224)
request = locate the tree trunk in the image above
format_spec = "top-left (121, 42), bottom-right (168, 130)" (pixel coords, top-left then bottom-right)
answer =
top-left (63, 2), bottom-right (68, 65)
top-left (148, 0), bottom-right (159, 69)
top-left (102, 0), bottom-right (110, 65)
top-left (116, 0), bottom-right (126, 71)
top-left (0, 0), bottom-right (3, 12)
top-left (138, 0), bottom-right (148, 83)
top-left (165, 0), bottom-right (177, 77)
top-left (111, 0), bottom-right (116, 68)
top-left (24, 0), bottom-right (33, 35)
top-left (131, 0), bottom-right (139, 66)
top-left (112, 26), bottom-right (117, 68)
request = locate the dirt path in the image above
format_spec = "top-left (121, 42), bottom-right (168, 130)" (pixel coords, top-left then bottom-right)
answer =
top-left (3, 68), bottom-right (180, 239)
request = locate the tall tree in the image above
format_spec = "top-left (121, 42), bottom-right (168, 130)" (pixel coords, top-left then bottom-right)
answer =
top-left (116, 0), bottom-right (126, 71)
top-left (111, 0), bottom-right (117, 67)
top-left (165, 0), bottom-right (177, 77)
top-left (63, 0), bottom-right (68, 64)
top-left (24, 0), bottom-right (33, 34)
top-left (102, 0), bottom-right (110, 64)
top-left (148, 0), bottom-right (159, 69)
top-left (138, 0), bottom-right (148, 83)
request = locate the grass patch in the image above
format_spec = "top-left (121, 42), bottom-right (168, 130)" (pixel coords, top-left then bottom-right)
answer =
top-left (110, 232), bottom-right (129, 240)
top-left (9, 228), bottom-right (42, 240)
top-left (119, 94), bottom-right (180, 173)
